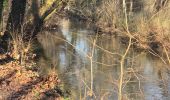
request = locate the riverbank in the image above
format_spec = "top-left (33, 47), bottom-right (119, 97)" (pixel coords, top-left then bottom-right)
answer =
top-left (0, 54), bottom-right (62, 100)
top-left (64, 0), bottom-right (170, 58)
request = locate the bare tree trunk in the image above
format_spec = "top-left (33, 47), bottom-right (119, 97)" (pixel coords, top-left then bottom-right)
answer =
top-left (6, 0), bottom-right (27, 33)
top-left (31, 0), bottom-right (68, 38)
top-left (0, 0), bottom-right (5, 31)
top-left (1, 0), bottom-right (26, 53)
top-left (6, 0), bottom-right (26, 32)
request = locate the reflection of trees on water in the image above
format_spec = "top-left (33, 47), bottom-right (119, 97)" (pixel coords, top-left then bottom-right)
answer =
top-left (37, 30), bottom-right (65, 74)
top-left (123, 54), bottom-right (169, 100)
top-left (142, 56), bottom-right (169, 100)
top-left (37, 18), bottom-right (170, 99)
top-left (57, 23), bottom-right (128, 99)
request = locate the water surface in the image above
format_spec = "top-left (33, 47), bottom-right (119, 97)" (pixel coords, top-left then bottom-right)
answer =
top-left (37, 18), bottom-right (170, 100)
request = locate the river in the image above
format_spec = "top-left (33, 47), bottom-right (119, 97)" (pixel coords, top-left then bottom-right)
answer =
top-left (37, 18), bottom-right (170, 100)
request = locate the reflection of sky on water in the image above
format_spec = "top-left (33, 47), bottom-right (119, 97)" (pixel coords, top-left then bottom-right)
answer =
top-left (75, 36), bottom-right (89, 56)
top-left (38, 18), bottom-right (170, 100)
top-left (143, 57), bottom-right (168, 100)
top-left (61, 18), bottom-right (90, 61)
top-left (59, 51), bottom-right (67, 66)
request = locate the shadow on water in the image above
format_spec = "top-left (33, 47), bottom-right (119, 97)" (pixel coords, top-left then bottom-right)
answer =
top-left (37, 18), bottom-right (170, 100)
